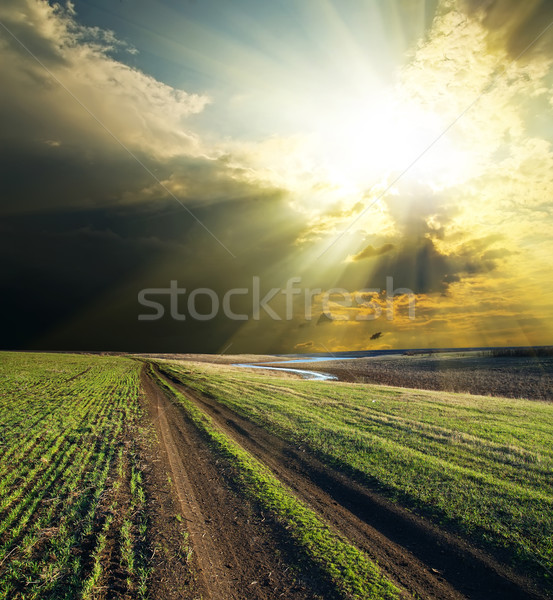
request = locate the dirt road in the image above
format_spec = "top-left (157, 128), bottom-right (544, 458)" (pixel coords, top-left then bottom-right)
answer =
top-left (141, 370), bottom-right (321, 600)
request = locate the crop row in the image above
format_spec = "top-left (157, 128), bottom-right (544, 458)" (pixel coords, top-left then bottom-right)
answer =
top-left (0, 352), bottom-right (149, 600)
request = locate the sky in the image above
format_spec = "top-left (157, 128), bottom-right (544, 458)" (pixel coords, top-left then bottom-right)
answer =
top-left (1, 0), bottom-right (553, 353)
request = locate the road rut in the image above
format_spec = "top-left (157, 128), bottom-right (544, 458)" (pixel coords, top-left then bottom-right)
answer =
top-left (142, 370), bottom-right (320, 600)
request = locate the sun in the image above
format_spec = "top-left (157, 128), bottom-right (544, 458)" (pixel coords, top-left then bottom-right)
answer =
top-left (267, 86), bottom-right (474, 217)
top-left (311, 93), bottom-right (472, 196)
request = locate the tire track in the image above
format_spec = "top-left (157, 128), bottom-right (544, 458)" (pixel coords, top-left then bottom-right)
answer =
top-left (142, 370), bottom-right (320, 600)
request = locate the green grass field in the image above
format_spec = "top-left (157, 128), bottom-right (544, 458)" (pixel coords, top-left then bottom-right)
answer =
top-left (0, 352), bottom-right (148, 600)
top-left (1, 351), bottom-right (551, 599)
top-left (159, 360), bottom-right (553, 587)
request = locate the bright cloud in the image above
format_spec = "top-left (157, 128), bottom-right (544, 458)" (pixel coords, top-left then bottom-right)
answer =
top-left (0, 0), bottom-right (210, 159)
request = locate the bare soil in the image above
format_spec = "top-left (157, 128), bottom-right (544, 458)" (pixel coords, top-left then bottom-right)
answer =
top-left (277, 355), bottom-right (553, 401)
top-left (154, 367), bottom-right (548, 600)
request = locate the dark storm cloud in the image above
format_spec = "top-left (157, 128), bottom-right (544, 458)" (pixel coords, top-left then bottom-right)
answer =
top-left (353, 234), bottom-right (507, 295)
top-left (462, 0), bottom-right (553, 59)
top-left (0, 73), bottom-right (301, 351)
top-left (0, 211), bottom-right (166, 349)
top-left (338, 185), bottom-right (494, 294)
top-left (340, 183), bottom-right (509, 296)
top-left (0, 145), bottom-right (154, 214)
top-left (0, 1), bottom-right (313, 351)
top-left (0, 188), bottom-right (306, 351)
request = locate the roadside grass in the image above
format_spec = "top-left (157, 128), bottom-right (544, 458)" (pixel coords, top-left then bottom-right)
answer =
top-left (157, 360), bottom-right (553, 589)
top-left (150, 365), bottom-right (399, 600)
top-left (0, 352), bottom-right (151, 599)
